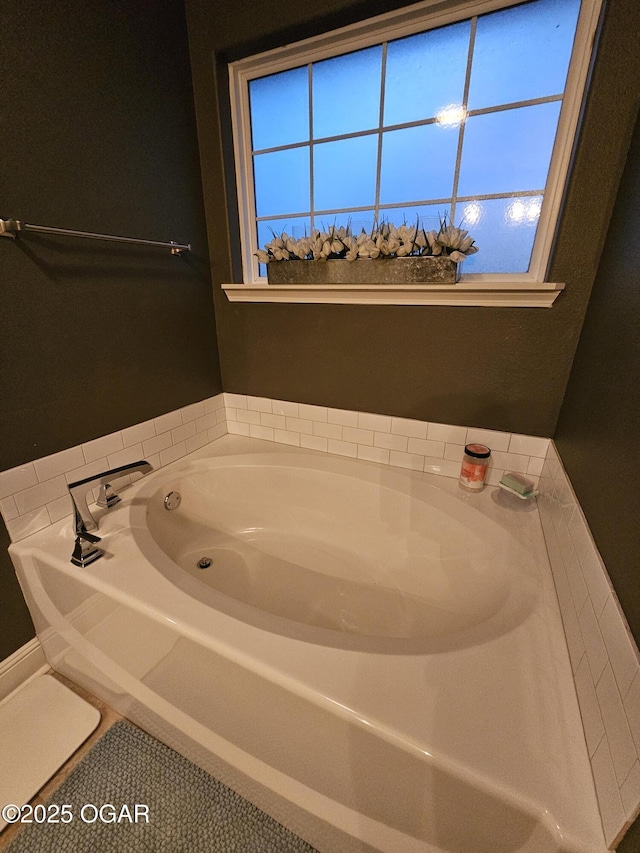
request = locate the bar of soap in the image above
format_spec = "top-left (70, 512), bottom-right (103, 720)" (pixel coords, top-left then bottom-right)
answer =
top-left (500, 471), bottom-right (535, 496)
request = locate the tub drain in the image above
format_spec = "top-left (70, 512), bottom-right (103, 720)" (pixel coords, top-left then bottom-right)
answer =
top-left (197, 557), bottom-right (213, 570)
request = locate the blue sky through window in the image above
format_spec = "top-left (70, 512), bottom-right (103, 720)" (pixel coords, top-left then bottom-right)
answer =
top-left (379, 124), bottom-right (459, 205)
top-left (457, 102), bottom-right (562, 198)
top-left (313, 47), bottom-right (382, 138)
top-left (384, 22), bottom-right (471, 126)
top-left (246, 0), bottom-right (581, 275)
top-left (467, 0), bottom-right (581, 110)
top-left (249, 67), bottom-right (309, 150)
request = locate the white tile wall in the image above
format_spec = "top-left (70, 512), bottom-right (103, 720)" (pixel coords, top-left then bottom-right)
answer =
top-left (1, 392), bottom-right (550, 542)
top-left (224, 393), bottom-right (550, 486)
top-left (538, 442), bottom-right (640, 848)
top-left (0, 395), bottom-right (226, 542)
top-left (2, 391), bottom-right (638, 846)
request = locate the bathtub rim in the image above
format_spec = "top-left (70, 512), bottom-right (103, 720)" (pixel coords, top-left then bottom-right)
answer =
top-left (127, 448), bottom-right (542, 654)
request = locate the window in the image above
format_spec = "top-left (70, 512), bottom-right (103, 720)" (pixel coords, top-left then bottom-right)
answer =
top-left (227, 0), bottom-right (602, 306)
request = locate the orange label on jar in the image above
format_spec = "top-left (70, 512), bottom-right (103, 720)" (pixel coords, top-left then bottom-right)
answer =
top-left (461, 459), bottom-right (487, 482)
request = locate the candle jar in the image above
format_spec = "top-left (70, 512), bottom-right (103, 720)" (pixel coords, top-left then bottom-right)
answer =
top-left (459, 444), bottom-right (491, 491)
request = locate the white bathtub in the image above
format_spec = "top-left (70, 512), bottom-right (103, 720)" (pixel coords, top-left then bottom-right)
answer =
top-left (10, 435), bottom-right (606, 853)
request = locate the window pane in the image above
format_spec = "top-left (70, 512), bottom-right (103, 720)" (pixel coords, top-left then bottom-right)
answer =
top-left (250, 67), bottom-right (309, 150)
top-left (457, 102), bottom-right (561, 197)
top-left (379, 124), bottom-right (458, 205)
top-left (467, 0), bottom-right (581, 110)
top-left (253, 148), bottom-right (310, 217)
top-left (456, 196), bottom-right (542, 273)
top-left (313, 47), bottom-right (382, 139)
top-left (384, 22), bottom-right (470, 126)
top-left (313, 136), bottom-right (378, 211)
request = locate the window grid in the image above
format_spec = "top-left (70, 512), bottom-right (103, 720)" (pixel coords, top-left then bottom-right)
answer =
top-left (252, 110), bottom-right (562, 222)
top-left (251, 19), bottom-right (567, 240)
top-left (372, 43), bottom-right (389, 224)
top-left (230, 0), bottom-right (602, 292)
top-left (449, 17), bottom-right (477, 225)
top-left (307, 63), bottom-right (314, 225)
top-left (251, 94), bottom-right (564, 158)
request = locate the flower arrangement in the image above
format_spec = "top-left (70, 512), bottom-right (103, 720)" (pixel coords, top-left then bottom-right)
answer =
top-left (255, 217), bottom-right (479, 265)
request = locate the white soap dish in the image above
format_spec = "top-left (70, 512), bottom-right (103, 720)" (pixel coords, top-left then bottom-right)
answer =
top-left (498, 481), bottom-right (539, 500)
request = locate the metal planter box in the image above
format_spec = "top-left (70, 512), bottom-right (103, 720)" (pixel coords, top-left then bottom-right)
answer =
top-left (266, 256), bottom-right (460, 285)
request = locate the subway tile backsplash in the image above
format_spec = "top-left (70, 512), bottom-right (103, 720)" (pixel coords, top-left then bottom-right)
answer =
top-left (0, 394), bottom-right (226, 542)
top-left (1, 393), bottom-right (639, 847)
top-left (0, 393), bottom-right (565, 542)
top-left (224, 393), bottom-right (549, 486)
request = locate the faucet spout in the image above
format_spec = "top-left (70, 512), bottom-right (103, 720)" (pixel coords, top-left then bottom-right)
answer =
top-left (68, 460), bottom-right (153, 534)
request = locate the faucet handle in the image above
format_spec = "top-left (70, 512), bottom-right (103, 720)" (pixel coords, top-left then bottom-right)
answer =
top-left (68, 459), bottom-right (153, 533)
top-left (96, 483), bottom-right (121, 509)
top-left (71, 528), bottom-right (103, 568)
top-left (68, 460), bottom-right (153, 567)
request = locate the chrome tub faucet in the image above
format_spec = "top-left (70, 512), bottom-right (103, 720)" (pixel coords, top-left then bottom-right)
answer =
top-left (67, 460), bottom-right (153, 567)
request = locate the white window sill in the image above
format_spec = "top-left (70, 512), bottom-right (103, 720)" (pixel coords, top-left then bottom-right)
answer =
top-left (222, 280), bottom-right (565, 307)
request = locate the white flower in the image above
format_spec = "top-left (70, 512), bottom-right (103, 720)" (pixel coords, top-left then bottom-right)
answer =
top-left (448, 250), bottom-right (467, 262)
top-left (425, 230), bottom-right (442, 255)
top-left (396, 225), bottom-right (413, 243)
top-left (358, 238), bottom-right (380, 259)
top-left (437, 224), bottom-right (478, 258)
top-left (414, 230), bottom-right (428, 250)
top-left (343, 236), bottom-right (359, 261)
top-left (291, 239), bottom-right (309, 259)
top-left (438, 224), bottom-right (469, 251)
top-left (311, 234), bottom-right (324, 259)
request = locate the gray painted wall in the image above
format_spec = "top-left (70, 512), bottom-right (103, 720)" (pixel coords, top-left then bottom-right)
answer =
top-left (555, 108), bottom-right (640, 645)
top-left (0, 0), bottom-right (222, 659)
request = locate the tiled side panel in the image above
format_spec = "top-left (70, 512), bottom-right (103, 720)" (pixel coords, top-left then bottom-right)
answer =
top-left (0, 395), bottom-right (226, 542)
top-left (224, 393), bottom-right (549, 486)
top-left (539, 442), bottom-right (640, 848)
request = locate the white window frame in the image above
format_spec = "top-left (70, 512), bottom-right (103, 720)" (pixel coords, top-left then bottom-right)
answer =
top-left (225, 0), bottom-right (603, 307)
